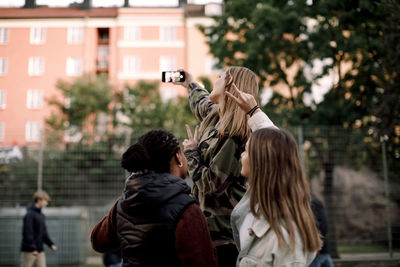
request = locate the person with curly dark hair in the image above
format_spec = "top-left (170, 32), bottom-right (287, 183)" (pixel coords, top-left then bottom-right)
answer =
top-left (91, 130), bottom-right (217, 267)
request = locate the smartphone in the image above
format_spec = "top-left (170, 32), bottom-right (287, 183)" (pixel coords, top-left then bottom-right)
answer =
top-left (162, 71), bottom-right (185, 83)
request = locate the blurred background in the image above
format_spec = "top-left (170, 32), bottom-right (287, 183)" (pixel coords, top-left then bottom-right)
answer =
top-left (0, 0), bottom-right (399, 266)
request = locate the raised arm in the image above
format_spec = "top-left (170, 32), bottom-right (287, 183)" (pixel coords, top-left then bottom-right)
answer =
top-left (226, 83), bottom-right (277, 131)
top-left (173, 69), bottom-right (216, 122)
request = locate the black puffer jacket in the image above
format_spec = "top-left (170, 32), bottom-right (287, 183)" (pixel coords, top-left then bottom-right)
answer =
top-left (116, 172), bottom-right (195, 267)
top-left (20, 203), bottom-right (54, 252)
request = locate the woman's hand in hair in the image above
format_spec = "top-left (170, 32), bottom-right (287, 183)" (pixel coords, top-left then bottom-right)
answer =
top-left (173, 69), bottom-right (194, 88)
top-left (226, 83), bottom-right (259, 115)
top-left (183, 124), bottom-right (199, 150)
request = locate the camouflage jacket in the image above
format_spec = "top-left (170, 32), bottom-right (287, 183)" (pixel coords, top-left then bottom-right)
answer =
top-left (184, 82), bottom-right (247, 245)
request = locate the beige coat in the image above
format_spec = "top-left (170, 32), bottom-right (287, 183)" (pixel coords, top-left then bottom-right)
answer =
top-left (231, 190), bottom-right (316, 267)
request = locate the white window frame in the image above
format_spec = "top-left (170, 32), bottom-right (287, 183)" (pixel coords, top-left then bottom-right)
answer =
top-left (25, 122), bottom-right (41, 142)
top-left (159, 56), bottom-right (177, 72)
top-left (67, 27), bottom-right (83, 44)
top-left (124, 26), bottom-right (140, 42)
top-left (160, 26), bottom-right (176, 41)
top-left (30, 27), bottom-right (45, 44)
top-left (66, 57), bottom-right (83, 76)
top-left (27, 90), bottom-right (43, 109)
top-left (205, 56), bottom-right (220, 74)
top-left (0, 122), bottom-right (4, 142)
top-left (123, 56), bottom-right (140, 74)
top-left (0, 28), bottom-right (8, 44)
top-left (0, 90), bottom-right (6, 109)
top-left (28, 57), bottom-right (44, 76)
top-left (0, 58), bottom-right (7, 76)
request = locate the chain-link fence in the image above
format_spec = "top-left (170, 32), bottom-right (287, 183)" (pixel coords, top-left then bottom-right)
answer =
top-left (0, 126), bottom-right (398, 264)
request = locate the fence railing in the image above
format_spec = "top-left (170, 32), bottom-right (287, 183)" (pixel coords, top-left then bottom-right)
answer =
top-left (0, 126), bottom-right (398, 257)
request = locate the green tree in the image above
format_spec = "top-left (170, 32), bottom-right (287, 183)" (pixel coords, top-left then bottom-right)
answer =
top-left (115, 81), bottom-right (196, 141)
top-left (201, 0), bottom-right (399, 257)
top-left (46, 73), bottom-right (113, 144)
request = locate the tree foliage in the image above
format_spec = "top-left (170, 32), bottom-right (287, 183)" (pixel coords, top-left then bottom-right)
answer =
top-left (115, 81), bottom-right (197, 141)
top-left (46, 73), bottom-right (113, 144)
top-left (202, 0), bottom-right (399, 130)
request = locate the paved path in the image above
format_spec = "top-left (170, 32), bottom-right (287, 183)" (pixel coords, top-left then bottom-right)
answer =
top-left (86, 256), bottom-right (102, 264)
top-left (338, 252), bottom-right (400, 260)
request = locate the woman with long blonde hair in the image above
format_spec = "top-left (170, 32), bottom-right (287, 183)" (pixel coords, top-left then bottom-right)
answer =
top-left (175, 67), bottom-right (259, 266)
top-left (227, 86), bottom-right (321, 266)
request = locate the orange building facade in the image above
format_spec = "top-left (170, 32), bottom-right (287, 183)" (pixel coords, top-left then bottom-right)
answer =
top-left (0, 3), bottom-right (219, 146)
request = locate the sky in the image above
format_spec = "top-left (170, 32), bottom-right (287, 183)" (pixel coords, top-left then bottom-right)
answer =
top-left (0, 0), bottom-right (222, 7)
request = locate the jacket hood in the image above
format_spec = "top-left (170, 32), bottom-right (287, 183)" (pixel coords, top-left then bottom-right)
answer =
top-left (27, 202), bottom-right (41, 213)
top-left (120, 172), bottom-right (191, 215)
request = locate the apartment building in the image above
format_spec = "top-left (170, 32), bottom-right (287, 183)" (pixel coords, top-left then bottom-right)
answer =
top-left (0, 1), bottom-right (220, 146)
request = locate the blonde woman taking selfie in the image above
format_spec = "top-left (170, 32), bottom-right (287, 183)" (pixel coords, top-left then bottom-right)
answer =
top-left (175, 67), bottom-right (259, 266)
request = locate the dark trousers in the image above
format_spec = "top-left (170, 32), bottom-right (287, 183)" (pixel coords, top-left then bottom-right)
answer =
top-left (216, 243), bottom-right (238, 267)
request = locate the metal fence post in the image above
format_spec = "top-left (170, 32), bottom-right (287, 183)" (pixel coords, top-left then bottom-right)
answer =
top-left (381, 135), bottom-right (392, 258)
top-left (37, 129), bottom-right (43, 191)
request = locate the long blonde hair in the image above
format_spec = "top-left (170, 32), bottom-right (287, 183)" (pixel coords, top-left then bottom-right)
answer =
top-left (248, 128), bottom-right (322, 252)
top-left (199, 66), bottom-right (259, 141)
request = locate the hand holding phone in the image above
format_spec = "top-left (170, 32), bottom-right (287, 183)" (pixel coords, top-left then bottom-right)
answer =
top-left (162, 71), bottom-right (185, 83)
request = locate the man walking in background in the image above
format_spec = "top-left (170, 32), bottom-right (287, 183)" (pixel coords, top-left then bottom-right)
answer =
top-left (20, 190), bottom-right (56, 267)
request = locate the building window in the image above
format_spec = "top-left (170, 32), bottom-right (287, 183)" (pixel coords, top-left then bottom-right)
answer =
top-left (160, 26), bottom-right (176, 41)
top-left (66, 57), bottom-right (83, 76)
top-left (28, 57), bottom-right (44, 76)
top-left (30, 27), bottom-right (45, 44)
top-left (205, 3), bottom-right (223, 16)
top-left (123, 56), bottom-right (140, 74)
top-left (27, 90), bottom-right (43, 109)
top-left (205, 56), bottom-right (220, 74)
top-left (0, 90), bottom-right (6, 109)
top-left (0, 122), bottom-right (4, 142)
top-left (98, 45), bottom-right (109, 59)
top-left (161, 87), bottom-right (177, 102)
top-left (25, 122), bottom-right (41, 142)
top-left (98, 28), bottom-right (109, 43)
top-left (97, 45), bottom-right (109, 71)
top-left (0, 58), bottom-right (7, 76)
top-left (159, 56), bottom-right (176, 72)
top-left (0, 28), bottom-right (8, 44)
top-left (124, 26), bottom-right (140, 41)
top-left (68, 27), bottom-right (83, 44)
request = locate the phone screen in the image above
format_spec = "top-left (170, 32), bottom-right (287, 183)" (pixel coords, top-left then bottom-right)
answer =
top-left (162, 71), bottom-right (185, 83)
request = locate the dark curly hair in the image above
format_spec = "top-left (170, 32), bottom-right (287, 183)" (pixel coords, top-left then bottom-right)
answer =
top-left (121, 130), bottom-right (181, 173)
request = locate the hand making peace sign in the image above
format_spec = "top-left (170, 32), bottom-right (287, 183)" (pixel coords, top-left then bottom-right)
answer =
top-left (225, 83), bottom-right (259, 115)
top-left (183, 124), bottom-right (199, 150)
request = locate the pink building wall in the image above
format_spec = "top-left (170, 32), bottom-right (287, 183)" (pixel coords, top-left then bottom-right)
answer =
top-left (0, 6), bottom-right (214, 147)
